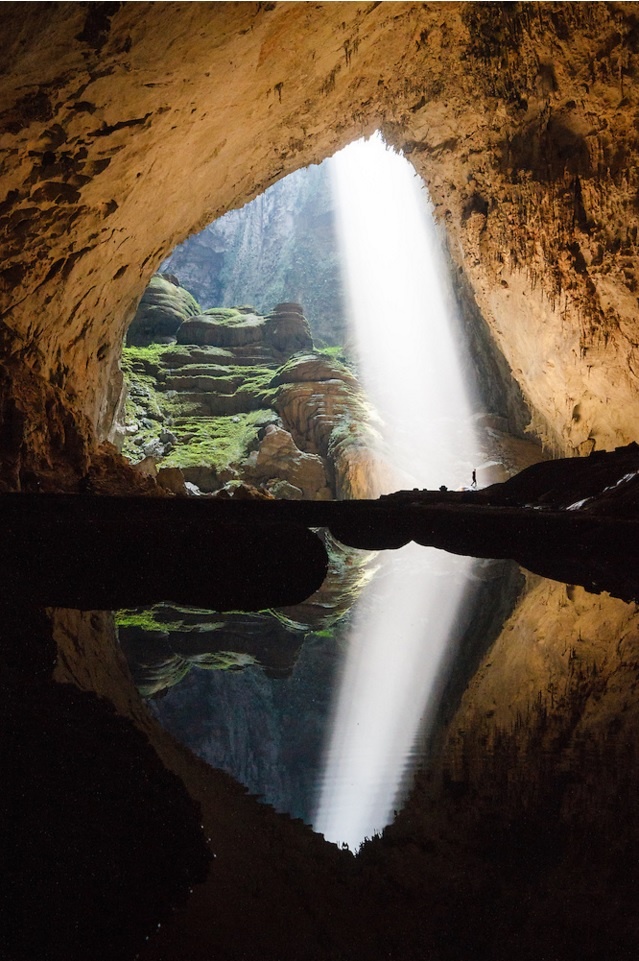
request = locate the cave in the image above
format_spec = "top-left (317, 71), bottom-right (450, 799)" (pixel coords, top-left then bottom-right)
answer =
top-left (3, 3), bottom-right (639, 960)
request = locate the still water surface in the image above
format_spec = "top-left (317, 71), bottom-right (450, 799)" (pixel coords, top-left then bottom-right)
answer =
top-left (121, 544), bottom-right (517, 849)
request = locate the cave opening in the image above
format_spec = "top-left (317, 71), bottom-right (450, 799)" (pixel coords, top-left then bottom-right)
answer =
top-left (4, 3), bottom-right (639, 958)
top-left (116, 133), bottom-right (534, 850)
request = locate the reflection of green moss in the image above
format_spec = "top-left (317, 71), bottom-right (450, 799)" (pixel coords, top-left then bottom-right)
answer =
top-left (117, 604), bottom-right (228, 633)
top-left (163, 409), bottom-right (278, 472)
top-left (115, 609), bottom-right (185, 632)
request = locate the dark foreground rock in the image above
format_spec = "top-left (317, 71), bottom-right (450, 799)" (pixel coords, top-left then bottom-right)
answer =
top-left (0, 605), bottom-right (210, 961)
top-left (1, 444), bottom-right (639, 609)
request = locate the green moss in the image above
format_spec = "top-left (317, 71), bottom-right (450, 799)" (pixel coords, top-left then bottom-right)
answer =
top-left (163, 409), bottom-right (278, 472)
top-left (219, 364), bottom-right (277, 403)
top-left (120, 356), bottom-right (173, 461)
top-left (202, 307), bottom-right (245, 324)
top-left (121, 342), bottom-right (173, 375)
top-left (317, 344), bottom-right (350, 365)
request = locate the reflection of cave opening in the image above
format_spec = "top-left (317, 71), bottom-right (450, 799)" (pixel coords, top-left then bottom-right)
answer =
top-left (118, 133), bottom-right (541, 847)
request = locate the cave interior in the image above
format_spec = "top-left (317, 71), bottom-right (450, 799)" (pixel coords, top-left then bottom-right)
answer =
top-left (3, 3), bottom-right (639, 960)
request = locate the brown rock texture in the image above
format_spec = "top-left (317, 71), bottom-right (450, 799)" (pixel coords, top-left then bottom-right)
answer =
top-left (3, 7), bottom-right (639, 957)
top-left (1, 2), bottom-right (639, 471)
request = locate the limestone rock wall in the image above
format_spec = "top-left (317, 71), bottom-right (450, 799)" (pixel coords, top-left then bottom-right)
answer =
top-left (383, 2), bottom-right (639, 453)
top-left (2, 3), bottom-right (639, 469)
top-left (162, 160), bottom-right (348, 347)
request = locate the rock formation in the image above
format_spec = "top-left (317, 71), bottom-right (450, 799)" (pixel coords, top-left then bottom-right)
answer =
top-left (121, 293), bottom-right (403, 497)
top-left (2, 2), bottom-right (639, 474)
top-left (162, 160), bottom-right (347, 347)
top-left (126, 274), bottom-right (201, 346)
top-left (3, 5), bottom-right (639, 960)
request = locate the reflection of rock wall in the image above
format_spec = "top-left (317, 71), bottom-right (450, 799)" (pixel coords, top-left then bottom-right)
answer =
top-left (368, 577), bottom-right (639, 959)
top-left (118, 530), bottom-right (377, 697)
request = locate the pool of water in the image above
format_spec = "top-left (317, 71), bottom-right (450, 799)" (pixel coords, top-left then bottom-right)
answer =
top-left (120, 543), bottom-right (522, 849)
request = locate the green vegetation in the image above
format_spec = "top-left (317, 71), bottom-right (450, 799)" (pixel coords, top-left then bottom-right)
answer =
top-left (116, 603), bottom-right (229, 633)
top-left (120, 342), bottom-right (173, 375)
top-left (317, 344), bottom-right (351, 366)
top-left (163, 409), bottom-right (278, 472)
top-left (115, 609), bottom-right (187, 633)
top-left (120, 341), bottom-right (279, 466)
top-left (202, 307), bottom-right (255, 324)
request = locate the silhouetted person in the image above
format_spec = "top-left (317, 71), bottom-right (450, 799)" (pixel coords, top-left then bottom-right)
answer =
top-left (471, 469), bottom-right (477, 490)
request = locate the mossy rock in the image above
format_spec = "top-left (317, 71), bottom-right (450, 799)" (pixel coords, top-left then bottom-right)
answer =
top-left (176, 313), bottom-right (265, 348)
top-left (270, 350), bottom-right (357, 387)
top-left (126, 275), bottom-right (201, 347)
top-left (162, 409), bottom-right (279, 475)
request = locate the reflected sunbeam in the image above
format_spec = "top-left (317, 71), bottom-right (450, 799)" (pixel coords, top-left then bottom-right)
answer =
top-left (314, 544), bottom-right (475, 850)
top-left (314, 134), bottom-right (480, 848)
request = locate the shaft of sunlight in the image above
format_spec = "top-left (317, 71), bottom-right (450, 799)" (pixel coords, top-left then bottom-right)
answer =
top-left (331, 132), bottom-right (477, 491)
top-left (313, 134), bottom-right (478, 850)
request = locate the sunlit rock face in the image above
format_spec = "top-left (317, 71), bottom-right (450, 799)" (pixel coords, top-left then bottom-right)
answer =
top-left (2, 3), bottom-right (639, 472)
top-left (121, 295), bottom-right (395, 497)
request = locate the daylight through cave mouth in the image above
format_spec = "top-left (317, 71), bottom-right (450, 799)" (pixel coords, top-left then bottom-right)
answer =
top-left (117, 134), bottom-right (523, 848)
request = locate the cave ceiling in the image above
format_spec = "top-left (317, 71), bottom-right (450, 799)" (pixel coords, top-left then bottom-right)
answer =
top-left (1, 1), bottom-right (639, 465)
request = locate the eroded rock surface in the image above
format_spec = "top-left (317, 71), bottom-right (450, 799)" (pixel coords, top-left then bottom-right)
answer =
top-left (2, 3), bottom-right (639, 467)
top-left (121, 297), bottom-right (399, 497)
top-left (126, 274), bottom-right (201, 347)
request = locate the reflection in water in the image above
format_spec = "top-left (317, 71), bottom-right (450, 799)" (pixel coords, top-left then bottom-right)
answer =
top-left (312, 135), bottom-right (479, 846)
top-left (314, 544), bottom-right (476, 849)
top-left (118, 135), bottom-right (487, 850)
top-left (114, 135), bottom-right (493, 853)
top-left (16, 567), bottom-right (639, 960)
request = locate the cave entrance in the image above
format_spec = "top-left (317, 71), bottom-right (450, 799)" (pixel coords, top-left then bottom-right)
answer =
top-left (118, 134), bottom-right (529, 849)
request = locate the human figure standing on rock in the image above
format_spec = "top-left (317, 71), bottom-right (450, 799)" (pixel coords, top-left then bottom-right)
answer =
top-left (471, 469), bottom-right (477, 490)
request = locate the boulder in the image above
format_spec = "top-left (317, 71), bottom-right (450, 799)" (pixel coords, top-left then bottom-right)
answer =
top-left (156, 466), bottom-right (189, 495)
top-left (243, 424), bottom-right (331, 499)
top-left (270, 350), bottom-right (357, 387)
top-left (176, 310), bottom-right (265, 348)
top-left (126, 275), bottom-right (201, 346)
top-left (263, 303), bottom-right (313, 355)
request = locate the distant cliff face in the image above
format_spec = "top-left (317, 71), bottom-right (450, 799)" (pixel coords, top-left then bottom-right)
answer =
top-left (163, 161), bottom-right (349, 348)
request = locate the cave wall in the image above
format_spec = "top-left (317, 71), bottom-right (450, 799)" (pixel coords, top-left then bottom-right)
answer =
top-left (1, 1), bottom-right (639, 474)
